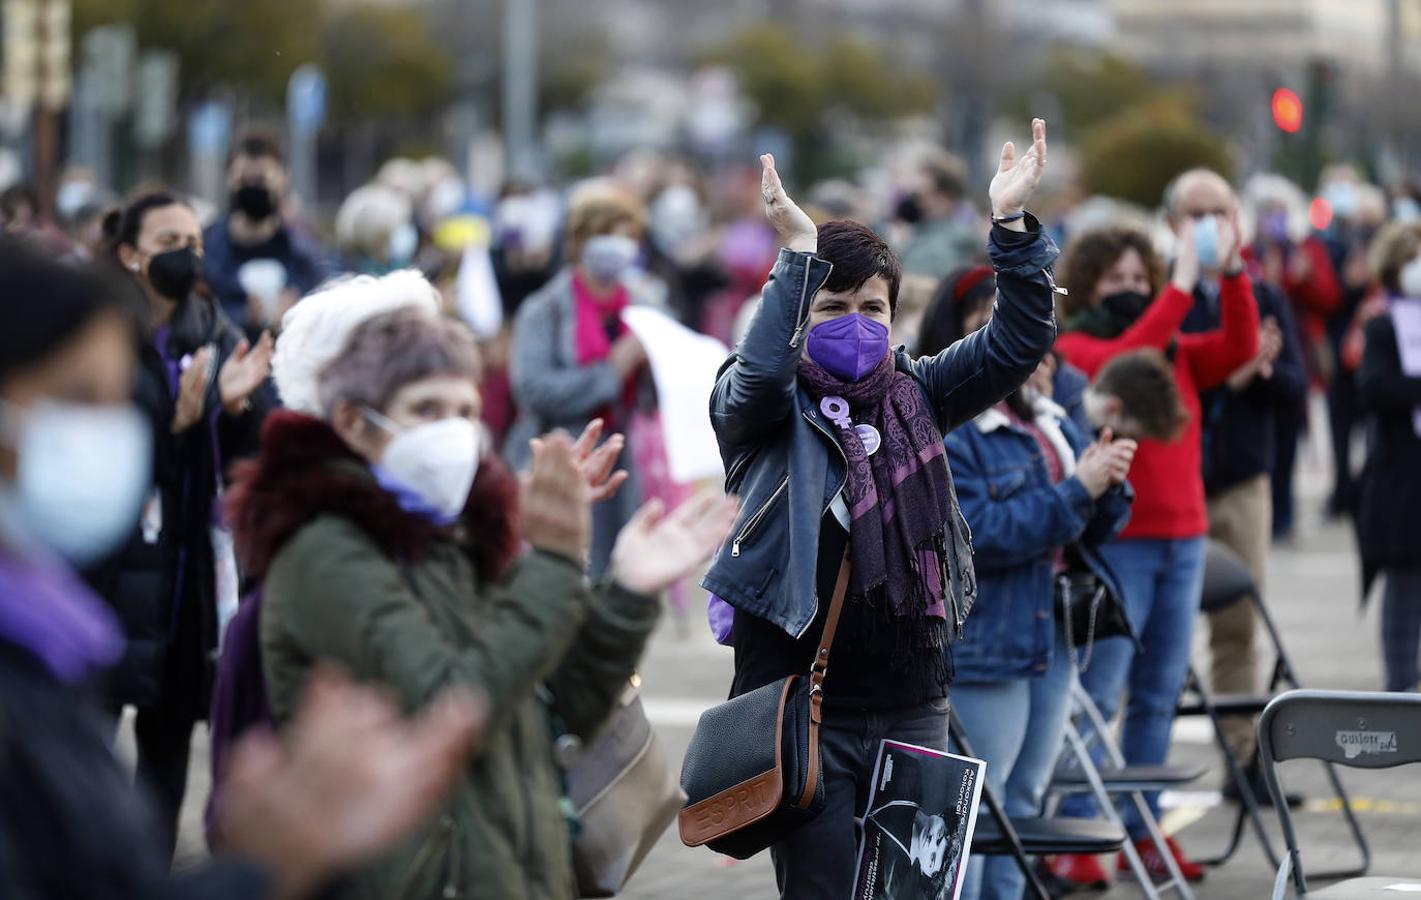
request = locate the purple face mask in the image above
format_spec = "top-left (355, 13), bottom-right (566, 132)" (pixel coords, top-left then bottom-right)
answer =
top-left (805, 312), bottom-right (890, 382)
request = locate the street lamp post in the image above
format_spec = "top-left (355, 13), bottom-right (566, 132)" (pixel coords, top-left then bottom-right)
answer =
top-left (502, 0), bottom-right (539, 181)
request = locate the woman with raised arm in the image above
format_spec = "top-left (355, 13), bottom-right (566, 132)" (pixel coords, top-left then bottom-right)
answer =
top-left (701, 121), bottom-right (1059, 897)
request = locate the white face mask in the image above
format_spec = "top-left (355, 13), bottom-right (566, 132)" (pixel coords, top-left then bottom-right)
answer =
top-left (581, 233), bottom-right (639, 282)
top-left (1400, 256), bottom-right (1421, 300)
top-left (1, 401), bottom-right (151, 565)
top-left (364, 410), bottom-right (480, 519)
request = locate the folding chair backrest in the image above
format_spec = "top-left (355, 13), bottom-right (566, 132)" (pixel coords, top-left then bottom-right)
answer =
top-left (1259, 690), bottom-right (1421, 771)
top-left (1200, 539), bottom-right (1255, 614)
top-left (1260, 690), bottom-right (1421, 895)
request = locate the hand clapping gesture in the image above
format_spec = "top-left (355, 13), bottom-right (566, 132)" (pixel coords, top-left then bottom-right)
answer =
top-left (759, 153), bottom-right (819, 254)
top-left (988, 118), bottom-right (1050, 229)
top-left (611, 490), bottom-right (739, 597)
top-left (219, 331), bottom-right (274, 415)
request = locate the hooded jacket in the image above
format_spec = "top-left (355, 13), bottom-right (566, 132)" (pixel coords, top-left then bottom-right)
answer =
top-left (229, 411), bottom-right (659, 900)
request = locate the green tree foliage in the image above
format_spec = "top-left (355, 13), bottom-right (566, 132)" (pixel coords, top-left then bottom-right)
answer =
top-left (319, 4), bottom-right (454, 123)
top-left (74, 0), bottom-right (320, 102)
top-left (74, 0), bottom-right (453, 120)
top-left (704, 25), bottom-right (939, 179)
top-left (1079, 101), bottom-right (1234, 208)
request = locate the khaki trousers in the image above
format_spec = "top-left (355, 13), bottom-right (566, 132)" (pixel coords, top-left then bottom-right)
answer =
top-left (1204, 474), bottom-right (1272, 762)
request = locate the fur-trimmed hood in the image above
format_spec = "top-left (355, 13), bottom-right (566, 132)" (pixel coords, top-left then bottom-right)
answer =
top-left (226, 410), bottom-right (520, 581)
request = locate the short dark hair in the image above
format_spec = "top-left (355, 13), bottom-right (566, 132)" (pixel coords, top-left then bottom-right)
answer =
top-left (1093, 348), bottom-right (1189, 442)
top-left (1056, 226), bottom-right (1163, 318)
top-left (0, 239), bottom-right (138, 386)
top-left (229, 131), bottom-right (284, 167)
top-left (816, 220), bottom-right (903, 315)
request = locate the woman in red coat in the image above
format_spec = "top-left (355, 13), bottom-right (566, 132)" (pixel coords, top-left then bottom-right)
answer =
top-left (1046, 177), bottom-right (1259, 887)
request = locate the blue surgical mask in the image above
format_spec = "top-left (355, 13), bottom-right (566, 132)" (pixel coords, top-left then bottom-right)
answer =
top-left (0, 401), bottom-right (151, 565)
top-left (1194, 215), bottom-right (1220, 271)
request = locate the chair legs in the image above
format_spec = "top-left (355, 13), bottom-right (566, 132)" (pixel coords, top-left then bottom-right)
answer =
top-left (1182, 666), bottom-right (1280, 870)
top-left (1059, 681), bottom-right (1196, 900)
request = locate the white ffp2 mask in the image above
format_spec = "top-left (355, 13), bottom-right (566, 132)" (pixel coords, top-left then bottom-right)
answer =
top-left (365, 410), bottom-right (480, 521)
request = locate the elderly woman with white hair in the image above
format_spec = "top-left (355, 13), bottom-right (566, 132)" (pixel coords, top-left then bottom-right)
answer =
top-left (334, 183), bottom-right (420, 276)
top-left (508, 180), bottom-right (654, 576)
top-left (218, 269), bottom-right (736, 899)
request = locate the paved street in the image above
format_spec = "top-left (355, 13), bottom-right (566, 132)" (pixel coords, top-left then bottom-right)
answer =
top-left (146, 453), bottom-right (1421, 898)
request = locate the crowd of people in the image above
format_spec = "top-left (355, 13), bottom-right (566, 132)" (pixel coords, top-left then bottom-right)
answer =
top-left (1, 112), bottom-right (1420, 900)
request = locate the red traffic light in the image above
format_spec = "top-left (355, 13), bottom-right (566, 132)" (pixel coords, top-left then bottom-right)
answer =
top-left (1272, 88), bottom-right (1303, 133)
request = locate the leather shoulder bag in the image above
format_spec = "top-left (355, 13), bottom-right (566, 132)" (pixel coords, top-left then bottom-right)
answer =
top-left (678, 551), bottom-right (852, 859)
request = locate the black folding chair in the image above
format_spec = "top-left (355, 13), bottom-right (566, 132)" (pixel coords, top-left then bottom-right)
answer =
top-left (1175, 541), bottom-right (1366, 877)
top-left (951, 708), bottom-right (1124, 900)
top-left (1260, 690), bottom-right (1421, 898)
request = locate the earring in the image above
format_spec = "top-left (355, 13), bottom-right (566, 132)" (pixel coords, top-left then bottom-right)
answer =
top-left (130, 263), bottom-right (140, 272)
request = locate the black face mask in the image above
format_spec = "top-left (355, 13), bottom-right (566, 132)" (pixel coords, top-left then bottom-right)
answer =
top-left (1099, 290), bottom-right (1152, 324)
top-left (895, 194), bottom-right (924, 225)
top-left (146, 247), bottom-right (203, 300)
top-left (231, 183), bottom-right (277, 221)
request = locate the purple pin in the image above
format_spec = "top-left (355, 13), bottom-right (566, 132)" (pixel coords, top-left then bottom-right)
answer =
top-left (855, 424), bottom-right (882, 456)
top-left (820, 395), bottom-right (850, 426)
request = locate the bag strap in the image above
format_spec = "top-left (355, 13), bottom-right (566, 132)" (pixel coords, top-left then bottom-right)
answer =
top-left (796, 547), bottom-right (852, 809)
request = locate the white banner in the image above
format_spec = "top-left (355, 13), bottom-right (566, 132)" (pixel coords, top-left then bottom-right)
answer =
top-left (621, 306), bottom-right (728, 483)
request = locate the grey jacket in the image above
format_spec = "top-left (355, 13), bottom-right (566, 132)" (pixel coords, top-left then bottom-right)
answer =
top-left (506, 268), bottom-right (650, 576)
top-left (701, 221), bottom-right (1060, 640)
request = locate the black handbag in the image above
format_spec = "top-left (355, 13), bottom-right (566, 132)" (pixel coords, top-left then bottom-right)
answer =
top-left (1055, 571), bottom-right (1134, 668)
top-left (678, 552), bottom-right (851, 859)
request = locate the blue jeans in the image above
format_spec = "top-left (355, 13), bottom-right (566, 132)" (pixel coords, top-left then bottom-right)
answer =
top-left (1059, 537), bottom-right (1206, 836)
top-left (951, 631), bottom-right (1073, 900)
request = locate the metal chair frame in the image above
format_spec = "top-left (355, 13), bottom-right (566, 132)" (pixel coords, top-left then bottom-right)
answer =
top-left (1260, 690), bottom-right (1421, 898)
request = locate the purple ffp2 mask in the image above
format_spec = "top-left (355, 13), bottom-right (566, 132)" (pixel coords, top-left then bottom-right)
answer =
top-left (805, 313), bottom-right (890, 382)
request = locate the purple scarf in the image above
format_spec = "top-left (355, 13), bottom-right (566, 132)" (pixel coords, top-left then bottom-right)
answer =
top-left (796, 352), bottom-right (953, 622)
top-left (0, 551), bottom-right (122, 683)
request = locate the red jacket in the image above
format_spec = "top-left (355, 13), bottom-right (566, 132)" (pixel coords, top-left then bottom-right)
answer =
top-left (1056, 274), bottom-right (1260, 540)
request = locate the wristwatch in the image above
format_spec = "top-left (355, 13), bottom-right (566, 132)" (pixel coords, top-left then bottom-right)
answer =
top-left (991, 210), bottom-right (1028, 225)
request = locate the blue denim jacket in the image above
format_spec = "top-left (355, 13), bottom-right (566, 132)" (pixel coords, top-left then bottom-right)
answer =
top-left (701, 222), bottom-right (1060, 640)
top-left (946, 402), bottom-right (1133, 681)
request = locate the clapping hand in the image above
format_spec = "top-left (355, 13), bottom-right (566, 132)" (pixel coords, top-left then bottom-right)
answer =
top-left (572, 419), bottom-right (630, 503)
top-left (760, 153), bottom-right (818, 254)
top-left (610, 489), bottom-right (740, 597)
top-left (218, 667), bottom-right (484, 900)
top-left (220, 331), bottom-right (274, 414)
top-left (172, 346), bottom-right (214, 433)
top-left (520, 431), bottom-right (593, 564)
top-left (987, 118), bottom-right (1048, 228)
top-left (1074, 428), bottom-right (1138, 499)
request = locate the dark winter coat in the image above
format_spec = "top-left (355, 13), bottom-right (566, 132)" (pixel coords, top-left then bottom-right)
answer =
top-left (85, 297), bottom-right (273, 717)
top-left (0, 639), bottom-right (271, 898)
top-left (1356, 307), bottom-right (1421, 596)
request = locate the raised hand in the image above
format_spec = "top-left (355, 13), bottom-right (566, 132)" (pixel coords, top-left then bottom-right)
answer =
top-left (219, 331), bottom-right (274, 414)
top-left (610, 488), bottom-right (739, 596)
top-left (988, 118), bottom-right (1048, 223)
top-left (1171, 219), bottom-right (1201, 294)
top-left (217, 667), bottom-right (484, 900)
top-left (760, 153), bottom-right (818, 254)
top-left (572, 418), bottom-right (630, 503)
top-left (520, 431), bottom-right (593, 563)
top-left (172, 346), bottom-right (214, 433)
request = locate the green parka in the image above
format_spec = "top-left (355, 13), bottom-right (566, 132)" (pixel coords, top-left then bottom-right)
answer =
top-left (233, 412), bottom-right (659, 900)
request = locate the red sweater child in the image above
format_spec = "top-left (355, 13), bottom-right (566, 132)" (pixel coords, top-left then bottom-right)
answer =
top-left (1056, 275), bottom-right (1260, 540)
